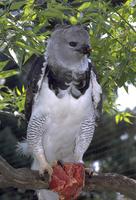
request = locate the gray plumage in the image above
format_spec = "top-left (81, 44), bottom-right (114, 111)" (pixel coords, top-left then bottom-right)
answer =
top-left (24, 25), bottom-right (102, 200)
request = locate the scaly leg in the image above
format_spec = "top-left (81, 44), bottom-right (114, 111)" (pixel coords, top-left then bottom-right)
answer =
top-left (35, 151), bottom-right (53, 176)
top-left (27, 115), bottom-right (53, 176)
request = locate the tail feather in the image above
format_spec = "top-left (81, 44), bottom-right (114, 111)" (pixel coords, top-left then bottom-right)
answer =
top-left (16, 140), bottom-right (31, 157)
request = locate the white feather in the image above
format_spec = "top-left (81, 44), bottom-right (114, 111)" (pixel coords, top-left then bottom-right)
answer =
top-left (16, 140), bottom-right (31, 157)
top-left (31, 78), bottom-right (94, 163)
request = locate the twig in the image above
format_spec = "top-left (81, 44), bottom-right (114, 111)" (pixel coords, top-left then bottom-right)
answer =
top-left (115, 11), bottom-right (136, 33)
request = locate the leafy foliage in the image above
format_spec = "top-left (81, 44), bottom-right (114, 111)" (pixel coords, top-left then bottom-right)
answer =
top-left (115, 111), bottom-right (135, 124)
top-left (0, 0), bottom-right (136, 117)
top-left (0, 85), bottom-right (26, 112)
top-left (0, 60), bottom-right (19, 78)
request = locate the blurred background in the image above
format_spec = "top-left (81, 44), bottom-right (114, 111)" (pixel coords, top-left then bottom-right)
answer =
top-left (0, 0), bottom-right (136, 199)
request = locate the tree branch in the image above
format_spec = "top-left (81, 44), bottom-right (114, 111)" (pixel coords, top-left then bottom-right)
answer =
top-left (85, 173), bottom-right (136, 199)
top-left (0, 155), bottom-right (136, 199)
top-left (0, 156), bottom-right (48, 190)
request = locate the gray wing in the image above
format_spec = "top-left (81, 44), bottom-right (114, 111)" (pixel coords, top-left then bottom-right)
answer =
top-left (25, 55), bottom-right (46, 121)
top-left (74, 61), bottom-right (102, 162)
top-left (89, 61), bottom-right (102, 118)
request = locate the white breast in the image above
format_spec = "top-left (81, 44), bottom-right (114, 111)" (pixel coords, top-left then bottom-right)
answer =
top-left (32, 79), bottom-right (93, 163)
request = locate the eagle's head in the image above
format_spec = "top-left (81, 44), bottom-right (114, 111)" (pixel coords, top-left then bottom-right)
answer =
top-left (46, 25), bottom-right (91, 72)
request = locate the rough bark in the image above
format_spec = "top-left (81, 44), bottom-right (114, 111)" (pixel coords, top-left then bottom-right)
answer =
top-left (85, 173), bottom-right (136, 199)
top-left (0, 156), bottom-right (136, 199)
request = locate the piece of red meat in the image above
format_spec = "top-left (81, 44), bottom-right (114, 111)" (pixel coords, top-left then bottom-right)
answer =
top-left (49, 163), bottom-right (85, 200)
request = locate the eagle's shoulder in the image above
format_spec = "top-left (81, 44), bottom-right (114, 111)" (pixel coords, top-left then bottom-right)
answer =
top-left (25, 55), bottom-right (46, 121)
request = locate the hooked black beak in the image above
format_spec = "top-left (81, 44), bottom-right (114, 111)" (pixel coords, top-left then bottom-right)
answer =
top-left (76, 45), bottom-right (92, 56)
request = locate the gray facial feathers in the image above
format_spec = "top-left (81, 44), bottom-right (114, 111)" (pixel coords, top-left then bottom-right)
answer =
top-left (46, 25), bottom-right (90, 71)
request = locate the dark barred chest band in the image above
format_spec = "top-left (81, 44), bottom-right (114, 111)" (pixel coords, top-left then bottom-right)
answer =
top-left (45, 64), bottom-right (92, 99)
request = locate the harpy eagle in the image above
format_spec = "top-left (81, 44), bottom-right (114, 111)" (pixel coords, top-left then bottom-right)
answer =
top-left (24, 25), bottom-right (102, 200)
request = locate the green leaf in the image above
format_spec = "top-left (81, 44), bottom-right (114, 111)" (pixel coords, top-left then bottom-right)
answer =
top-left (0, 61), bottom-right (8, 71)
top-left (78, 2), bottom-right (91, 12)
top-left (0, 69), bottom-right (19, 78)
top-left (8, 47), bottom-right (24, 67)
top-left (10, 1), bottom-right (26, 10)
top-left (16, 41), bottom-right (41, 54)
top-left (9, 48), bottom-right (19, 65)
top-left (115, 114), bottom-right (120, 124)
top-left (115, 112), bottom-right (135, 124)
top-left (124, 112), bottom-right (135, 118)
top-left (22, 85), bottom-right (25, 93)
top-left (17, 96), bottom-right (25, 112)
top-left (41, 9), bottom-right (65, 20)
top-left (16, 87), bottom-right (21, 96)
top-left (124, 117), bottom-right (133, 124)
top-left (69, 16), bottom-right (77, 25)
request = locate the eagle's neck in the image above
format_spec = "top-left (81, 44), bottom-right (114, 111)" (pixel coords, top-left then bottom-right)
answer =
top-left (45, 51), bottom-right (88, 73)
top-left (43, 50), bottom-right (91, 98)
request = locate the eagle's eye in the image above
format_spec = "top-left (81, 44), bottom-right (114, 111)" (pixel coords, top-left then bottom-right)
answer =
top-left (69, 41), bottom-right (77, 47)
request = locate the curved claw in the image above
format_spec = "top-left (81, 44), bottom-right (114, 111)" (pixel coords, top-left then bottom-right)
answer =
top-left (85, 167), bottom-right (94, 178)
top-left (39, 163), bottom-right (53, 181)
top-left (57, 160), bottom-right (64, 168)
top-left (52, 160), bottom-right (64, 168)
